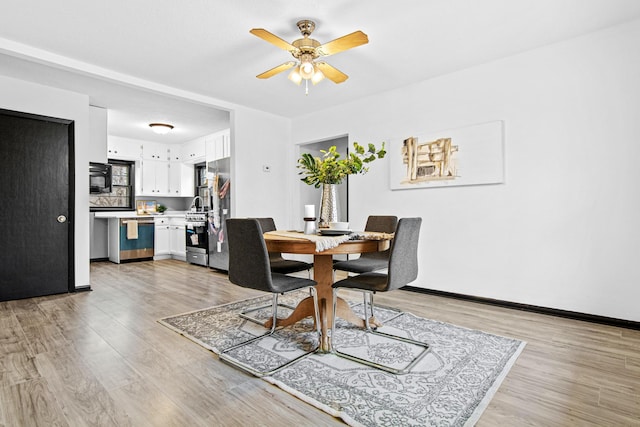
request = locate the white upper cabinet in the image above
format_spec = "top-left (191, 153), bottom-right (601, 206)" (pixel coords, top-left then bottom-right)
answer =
top-left (138, 159), bottom-right (170, 195)
top-left (182, 136), bottom-right (206, 164)
top-left (205, 129), bottom-right (231, 162)
top-left (168, 146), bottom-right (182, 162)
top-left (141, 141), bottom-right (170, 161)
top-left (139, 141), bottom-right (194, 197)
top-left (88, 106), bottom-right (108, 163)
top-left (107, 136), bottom-right (142, 160)
top-left (168, 161), bottom-right (194, 197)
top-left (138, 142), bottom-right (172, 195)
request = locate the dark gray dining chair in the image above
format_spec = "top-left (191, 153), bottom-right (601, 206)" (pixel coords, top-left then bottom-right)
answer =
top-left (333, 215), bottom-right (397, 274)
top-left (247, 217), bottom-right (313, 321)
top-left (221, 218), bottom-right (320, 377)
top-left (331, 217), bottom-right (429, 374)
top-left (256, 217), bottom-right (313, 276)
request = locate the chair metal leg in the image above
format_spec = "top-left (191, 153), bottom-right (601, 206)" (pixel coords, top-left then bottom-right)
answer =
top-left (241, 269), bottom-right (313, 324)
top-left (310, 286), bottom-right (321, 339)
top-left (220, 287), bottom-right (321, 377)
top-left (363, 292), bottom-right (372, 330)
top-left (361, 291), bottom-right (405, 327)
top-left (242, 270), bottom-right (313, 323)
top-left (331, 288), bottom-right (430, 375)
top-left (239, 300), bottom-right (296, 326)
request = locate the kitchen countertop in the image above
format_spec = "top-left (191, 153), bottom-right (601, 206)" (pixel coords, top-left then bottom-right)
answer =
top-left (94, 211), bottom-right (187, 219)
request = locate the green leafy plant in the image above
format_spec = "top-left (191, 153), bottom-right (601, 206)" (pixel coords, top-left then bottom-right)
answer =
top-left (297, 142), bottom-right (386, 188)
top-left (156, 204), bottom-right (167, 213)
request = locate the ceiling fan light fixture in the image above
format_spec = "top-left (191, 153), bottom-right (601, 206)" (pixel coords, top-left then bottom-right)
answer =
top-left (299, 55), bottom-right (315, 80)
top-left (149, 123), bottom-right (174, 135)
top-left (288, 66), bottom-right (303, 85)
top-left (311, 67), bottom-right (325, 85)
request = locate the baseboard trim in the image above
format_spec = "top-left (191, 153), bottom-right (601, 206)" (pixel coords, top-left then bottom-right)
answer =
top-left (405, 286), bottom-right (640, 331)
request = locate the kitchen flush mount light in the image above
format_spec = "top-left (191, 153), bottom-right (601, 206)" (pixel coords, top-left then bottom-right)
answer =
top-left (149, 123), bottom-right (174, 135)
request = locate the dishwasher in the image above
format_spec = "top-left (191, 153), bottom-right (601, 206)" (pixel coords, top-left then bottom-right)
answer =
top-left (118, 217), bottom-right (155, 261)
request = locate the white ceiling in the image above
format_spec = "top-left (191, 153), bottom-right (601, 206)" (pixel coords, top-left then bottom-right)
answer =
top-left (1, 0), bottom-right (640, 144)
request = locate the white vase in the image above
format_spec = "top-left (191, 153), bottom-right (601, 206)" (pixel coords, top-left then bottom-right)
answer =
top-left (319, 183), bottom-right (339, 228)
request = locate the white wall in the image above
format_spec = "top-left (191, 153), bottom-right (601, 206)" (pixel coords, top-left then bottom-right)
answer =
top-left (0, 75), bottom-right (91, 289)
top-left (291, 19), bottom-right (640, 322)
top-left (230, 106), bottom-right (293, 227)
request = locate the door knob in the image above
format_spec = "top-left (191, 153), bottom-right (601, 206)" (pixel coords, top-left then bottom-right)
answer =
top-left (57, 215), bottom-right (67, 223)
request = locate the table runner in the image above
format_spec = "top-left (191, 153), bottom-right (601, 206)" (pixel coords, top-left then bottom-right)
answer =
top-left (265, 230), bottom-right (351, 252)
top-left (264, 230), bottom-right (394, 252)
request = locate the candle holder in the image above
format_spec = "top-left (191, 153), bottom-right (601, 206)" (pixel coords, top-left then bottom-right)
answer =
top-left (303, 217), bottom-right (317, 235)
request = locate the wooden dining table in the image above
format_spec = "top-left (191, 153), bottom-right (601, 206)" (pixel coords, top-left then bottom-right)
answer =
top-left (263, 231), bottom-right (391, 352)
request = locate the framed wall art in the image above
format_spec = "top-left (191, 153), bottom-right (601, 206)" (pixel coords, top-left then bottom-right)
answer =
top-left (389, 120), bottom-right (504, 190)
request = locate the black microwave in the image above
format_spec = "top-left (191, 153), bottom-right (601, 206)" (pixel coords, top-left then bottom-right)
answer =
top-left (89, 162), bottom-right (112, 194)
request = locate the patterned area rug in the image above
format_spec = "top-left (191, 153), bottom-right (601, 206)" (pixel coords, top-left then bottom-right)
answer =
top-left (159, 293), bottom-right (525, 427)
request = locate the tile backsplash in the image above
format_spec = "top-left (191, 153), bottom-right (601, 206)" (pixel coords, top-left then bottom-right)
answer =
top-left (89, 186), bottom-right (132, 209)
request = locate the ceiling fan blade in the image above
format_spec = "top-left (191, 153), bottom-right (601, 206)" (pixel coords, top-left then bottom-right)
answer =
top-left (315, 62), bottom-right (348, 84)
top-left (250, 28), bottom-right (297, 53)
top-left (256, 61), bottom-right (297, 79)
top-left (316, 31), bottom-right (368, 56)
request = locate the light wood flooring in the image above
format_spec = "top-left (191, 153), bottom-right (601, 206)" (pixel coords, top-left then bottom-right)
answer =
top-left (1, 259), bottom-right (639, 426)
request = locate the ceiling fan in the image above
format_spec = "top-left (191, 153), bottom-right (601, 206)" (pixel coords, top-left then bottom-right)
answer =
top-left (250, 20), bottom-right (368, 92)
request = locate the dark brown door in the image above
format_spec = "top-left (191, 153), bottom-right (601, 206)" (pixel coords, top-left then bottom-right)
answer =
top-left (0, 109), bottom-right (74, 301)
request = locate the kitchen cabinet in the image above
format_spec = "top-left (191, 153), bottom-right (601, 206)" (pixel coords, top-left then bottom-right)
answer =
top-left (154, 217), bottom-right (171, 259)
top-left (182, 136), bottom-right (206, 163)
top-left (170, 217), bottom-right (186, 260)
top-left (205, 129), bottom-right (231, 162)
top-left (168, 146), bottom-right (182, 162)
top-left (154, 216), bottom-right (186, 261)
top-left (168, 161), bottom-right (195, 197)
top-left (88, 106), bottom-right (108, 163)
top-left (139, 159), bottom-right (170, 195)
top-left (142, 142), bottom-right (169, 160)
top-left (107, 136), bottom-right (142, 160)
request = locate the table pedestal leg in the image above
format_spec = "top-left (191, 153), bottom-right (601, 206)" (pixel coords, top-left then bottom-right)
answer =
top-left (313, 254), bottom-right (334, 351)
top-left (264, 297), bottom-right (316, 330)
top-left (262, 253), bottom-right (383, 352)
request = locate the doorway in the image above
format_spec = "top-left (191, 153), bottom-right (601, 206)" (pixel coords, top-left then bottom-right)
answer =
top-left (299, 135), bottom-right (349, 222)
top-left (0, 109), bottom-right (74, 301)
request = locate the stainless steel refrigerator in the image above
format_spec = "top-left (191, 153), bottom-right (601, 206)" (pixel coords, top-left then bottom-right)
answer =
top-left (207, 157), bottom-right (230, 271)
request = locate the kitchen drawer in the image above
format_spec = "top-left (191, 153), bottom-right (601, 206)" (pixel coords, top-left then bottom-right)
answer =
top-left (186, 251), bottom-right (208, 266)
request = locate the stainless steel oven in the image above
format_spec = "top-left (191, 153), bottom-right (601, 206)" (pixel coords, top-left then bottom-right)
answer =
top-left (185, 212), bottom-right (208, 266)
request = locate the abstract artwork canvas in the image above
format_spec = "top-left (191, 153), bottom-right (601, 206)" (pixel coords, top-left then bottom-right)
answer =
top-left (389, 120), bottom-right (504, 190)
